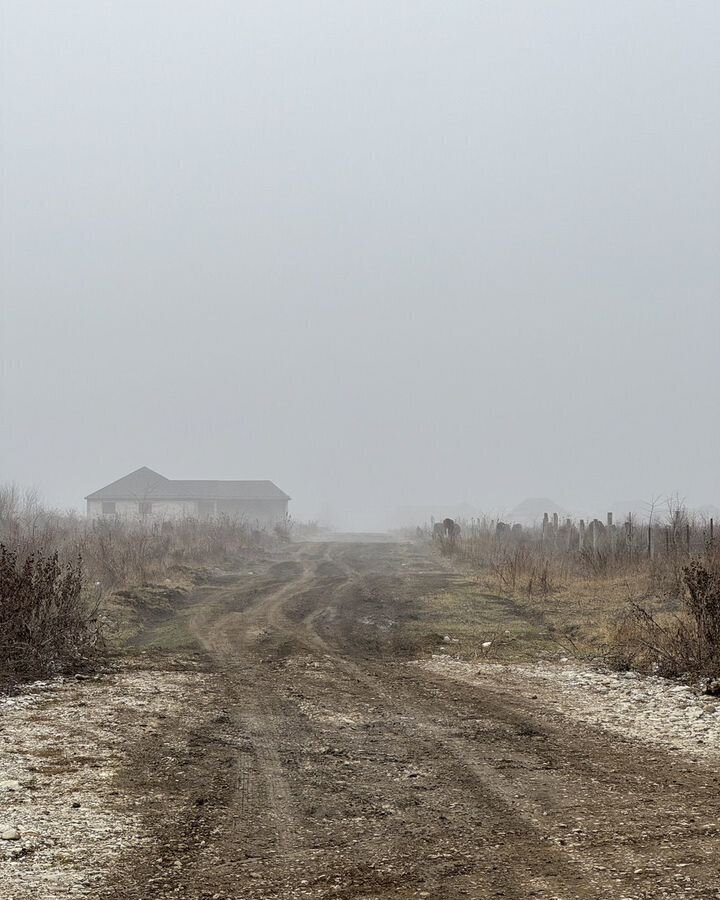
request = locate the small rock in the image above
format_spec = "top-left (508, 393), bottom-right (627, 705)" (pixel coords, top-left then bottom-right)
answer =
top-left (1, 827), bottom-right (20, 841)
top-left (0, 781), bottom-right (21, 792)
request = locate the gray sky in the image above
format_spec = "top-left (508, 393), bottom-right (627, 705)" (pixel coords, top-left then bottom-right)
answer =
top-left (1, 1), bottom-right (719, 528)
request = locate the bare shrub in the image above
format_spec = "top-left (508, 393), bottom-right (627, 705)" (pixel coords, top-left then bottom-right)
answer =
top-left (608, 560), bottom-right (720, 677)
top-left (0, 543), bottom-right (102, 686)
top-left (490, 546), bottom-right (532, 592)
top-left (431, 502), bottom-right (717, 602)
top-left (273, 516), bottom-right (293, 543)
top-left (425, 505), bottom-right (720, 669)
top-left (578, 546), bottom-right (609, 577)
top-left (0, 485), bottom-right (303, 686)
top-left (0, 487), bottom-right (278, 590)
top-left (526, 560), bottom-right (557, 597)
top-left (683, 559), bottom-right (720, 653)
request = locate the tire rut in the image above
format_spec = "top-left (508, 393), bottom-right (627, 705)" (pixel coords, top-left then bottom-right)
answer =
top-left (100, 541), bottom-right (720, 900)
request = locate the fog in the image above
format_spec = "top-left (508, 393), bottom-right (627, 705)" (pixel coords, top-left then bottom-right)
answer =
top-left (1, 1), bottom-right (719, 529)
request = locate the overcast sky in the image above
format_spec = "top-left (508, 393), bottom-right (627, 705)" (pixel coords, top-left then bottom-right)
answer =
top-left (1, 1), bottom-right (719, 527)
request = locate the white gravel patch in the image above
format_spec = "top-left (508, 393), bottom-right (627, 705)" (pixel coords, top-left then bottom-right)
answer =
top-left (418, 655), bottom-right (720, 762)
top-left (0, 667), bottom-right (212, 900)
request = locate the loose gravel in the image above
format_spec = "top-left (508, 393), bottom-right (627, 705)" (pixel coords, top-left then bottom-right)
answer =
top-left (419, 655), bottom-right (720, 762)
top-left (0, 665), bottom-right (214, 900)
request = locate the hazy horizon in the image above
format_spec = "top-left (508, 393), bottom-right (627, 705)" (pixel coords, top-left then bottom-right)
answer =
top-left (2, 2), bottom-right (719, 530)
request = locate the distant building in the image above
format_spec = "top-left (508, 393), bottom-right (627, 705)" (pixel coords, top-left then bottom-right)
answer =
top-left (86, 467), bottom-right (290, 526)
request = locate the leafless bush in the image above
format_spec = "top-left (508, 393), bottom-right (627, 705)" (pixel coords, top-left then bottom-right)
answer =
top-left (273, 515), bottom-right (294, 543)
top-left (0, 486), bottom-right (278, 589)
top-left (608, 560), bottom-right (720, 677)
top-left (0, 543), bottom-right (103, 686)
top-left (0, 485), bottom-right (296, 686)
top-left (430, 502), bottom-right (717, 602)
top-left (421, 504), bottom-right (719, 673)
top-left (683, 559), bottom-right (720, 666)
top-left (526, 560), bottom-right (559, 597)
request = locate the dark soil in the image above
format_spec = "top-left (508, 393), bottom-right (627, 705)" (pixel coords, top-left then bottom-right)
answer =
top-left (97, 541), bottom-right (720, 899)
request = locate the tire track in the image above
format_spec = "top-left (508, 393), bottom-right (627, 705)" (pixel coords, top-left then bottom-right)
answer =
top-left (106, 540), bottom-right (720, 899)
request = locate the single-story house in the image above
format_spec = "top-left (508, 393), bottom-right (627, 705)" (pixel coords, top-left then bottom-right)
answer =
top-left (86, 467), bottom-right (290, 525)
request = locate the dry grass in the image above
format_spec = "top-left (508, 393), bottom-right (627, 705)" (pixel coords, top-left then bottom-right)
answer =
top-left (0, 484), bottom-right (282, 686)
top-left (0, 484), bottom-right (276, 589)
top-left (607, 560), bottom-right (720, 678)
top-left (423, 510), bottom-right (720, 673)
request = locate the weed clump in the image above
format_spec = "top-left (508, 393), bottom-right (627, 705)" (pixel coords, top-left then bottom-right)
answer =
top-left (0, 543), bottom-right (103, 687)
top-left (608, 560), bottom-right (720, 678)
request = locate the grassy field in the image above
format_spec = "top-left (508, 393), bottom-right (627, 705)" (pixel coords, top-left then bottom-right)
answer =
top-left (406, 571), bottom-right (651, 663)
top-left (421, 518), bottom-right (720, 675)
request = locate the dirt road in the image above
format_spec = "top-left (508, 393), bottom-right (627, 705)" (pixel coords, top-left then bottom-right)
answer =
top-left (98, 540), bottom-right (720, 900)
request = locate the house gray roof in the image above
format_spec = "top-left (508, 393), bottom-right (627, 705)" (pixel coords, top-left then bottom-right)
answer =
top-left (86, 467), bottom-right (290, 501)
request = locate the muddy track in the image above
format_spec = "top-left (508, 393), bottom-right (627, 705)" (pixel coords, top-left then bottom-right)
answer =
top-left (100, 541), bottom-right (720, 899)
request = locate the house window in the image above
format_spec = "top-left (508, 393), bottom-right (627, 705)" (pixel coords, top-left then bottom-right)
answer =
top-left (101, 501), bottom-right (116, 515)
top-left (139, 501), bottom-right (153, 516)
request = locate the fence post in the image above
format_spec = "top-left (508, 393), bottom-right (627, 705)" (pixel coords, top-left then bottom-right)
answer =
top-left (686, 523), bottom-right (691, 553)
top-left (647, 525), bottom-right (653, 559)
top-left (579, 519), bottom-right (585, 550)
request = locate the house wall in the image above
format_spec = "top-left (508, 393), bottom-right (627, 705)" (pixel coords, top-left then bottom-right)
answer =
top-left (87, 499), bottom-right (198, 519)
top-left (87, 498), bottom-right (288, 526)
top-left (215, 499), bottom-right (288, 526)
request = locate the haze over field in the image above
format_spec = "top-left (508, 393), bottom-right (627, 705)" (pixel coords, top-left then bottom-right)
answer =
top-left (1, 1), bottom-right (719, 528)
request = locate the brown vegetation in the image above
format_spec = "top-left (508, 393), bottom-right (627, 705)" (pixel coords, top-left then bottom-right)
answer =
top-left (0, 543), bottom-right (102, 687)
top-left (0, 485), bottom-right (277, 588)
top-left (0, 484), bottom-right (280, 686)
top-left (611, 559), bottom-right (720, 678)
top-left (427, 505), bottom-right (720, 677)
